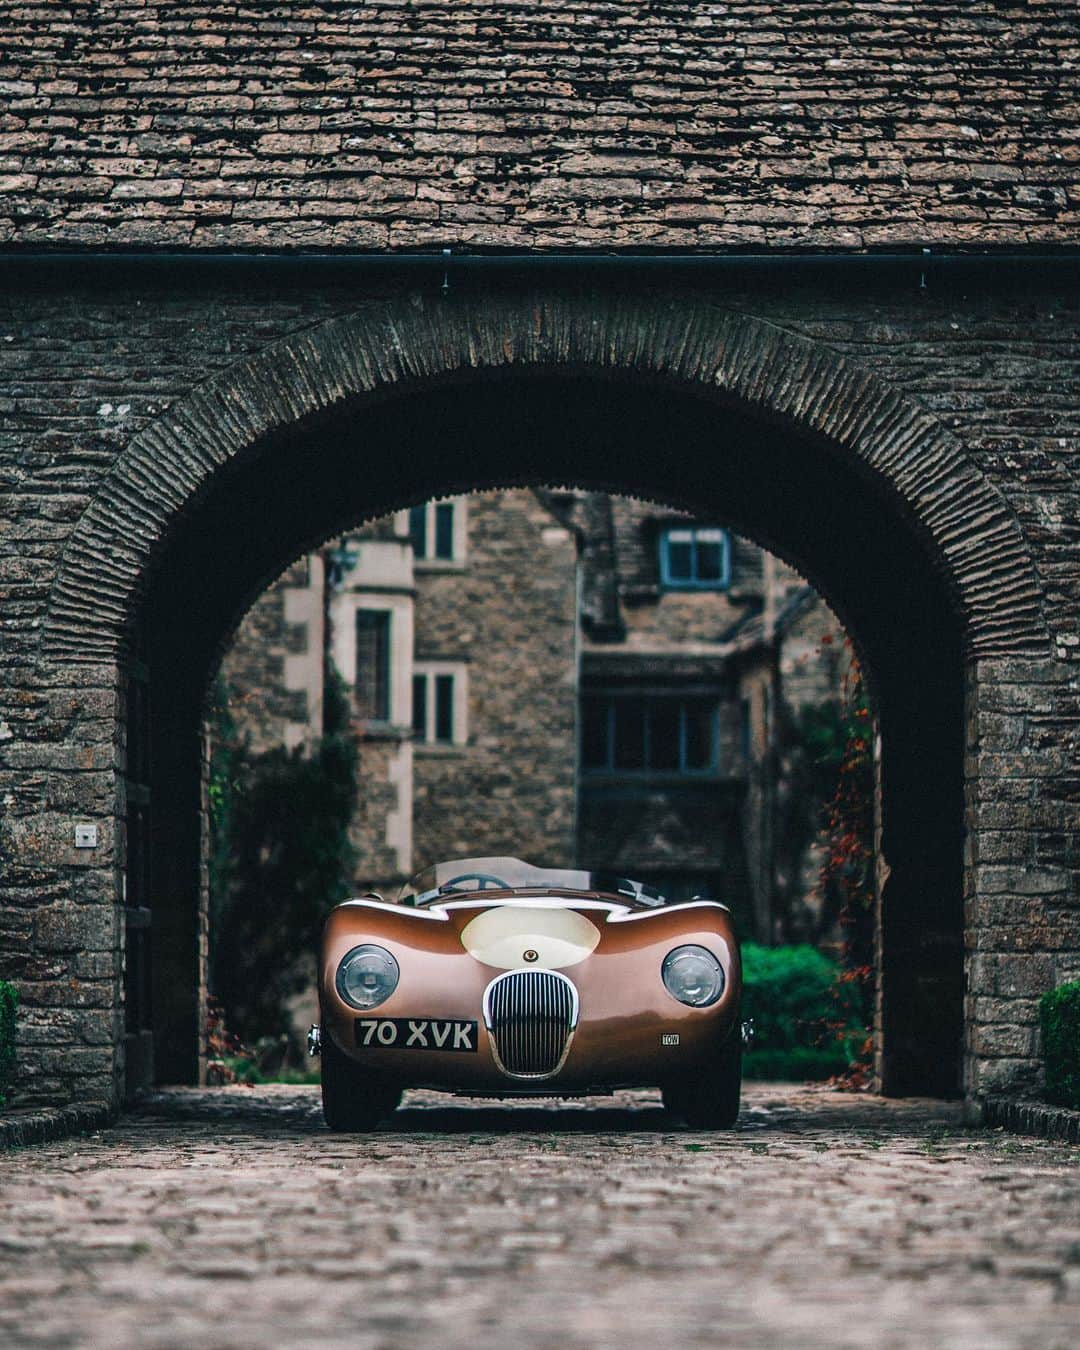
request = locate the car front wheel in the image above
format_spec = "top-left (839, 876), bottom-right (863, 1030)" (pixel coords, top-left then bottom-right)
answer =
top-left (662, 1026), bottom-right (742, 1129)
top-left (320, 1031), bottom-right (402, 1131)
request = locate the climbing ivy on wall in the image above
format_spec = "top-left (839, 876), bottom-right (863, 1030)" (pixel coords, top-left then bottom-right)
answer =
top-left (207, 671), bottom-right (358, 1049)
top-left (775, 691), bottom-right (860, 944)
top-left (817, 661), bottom-right (876, 1082)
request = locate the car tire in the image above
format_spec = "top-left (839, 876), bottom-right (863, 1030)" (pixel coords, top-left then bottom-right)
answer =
top-left (662, 1026), bottom-right (742, 1129)
top-left (320, 1031), bottom-right (402, 1132)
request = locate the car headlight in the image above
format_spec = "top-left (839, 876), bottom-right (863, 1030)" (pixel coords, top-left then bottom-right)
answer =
top-left (662, 944), bottom-right (725, 1007)
top-left (335, 945), bottom-right (400, 1010)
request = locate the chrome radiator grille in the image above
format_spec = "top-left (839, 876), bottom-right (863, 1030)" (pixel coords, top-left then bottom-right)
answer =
top-left (483, 970), bottom-right (578, 1078)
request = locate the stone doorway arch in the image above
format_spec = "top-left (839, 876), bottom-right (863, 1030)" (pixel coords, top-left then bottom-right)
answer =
top-left (38, 293), bottom-right (1049, 1107)
top-left (45, 294), bottom-right (1046, 664)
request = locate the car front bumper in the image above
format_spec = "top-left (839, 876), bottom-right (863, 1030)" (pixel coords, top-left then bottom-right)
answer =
top-left (320, 964), bottom-right (740, 1094)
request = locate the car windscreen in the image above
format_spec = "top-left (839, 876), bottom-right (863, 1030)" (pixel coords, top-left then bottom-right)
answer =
top-left (398, 856), bottom-right (667, 907)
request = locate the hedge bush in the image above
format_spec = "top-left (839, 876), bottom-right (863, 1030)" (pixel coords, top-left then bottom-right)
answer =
top-left (741, 943), bottom-right (866, 1081)
top-left (0, 980), bottom-right (17, 1109)
top-left (741, 1046), bottom-right (851, 1082)
top-left (1040, 980), bottom-right (1080, 1110)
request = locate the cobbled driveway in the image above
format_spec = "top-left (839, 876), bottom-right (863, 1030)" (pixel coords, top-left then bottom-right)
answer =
top-left (0, 1083), bottom-right (1077, 1349)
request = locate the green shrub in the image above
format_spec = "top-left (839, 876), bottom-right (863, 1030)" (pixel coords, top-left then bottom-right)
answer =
top-left (0, 980), bottom-right (18, 1108)
top-left (741, 943), bottom-right (865, 1081)
top-left (208, 670), bottom-right (358, 1049)
top-left (1040, 980), bottom-right (1080, 1110)
top-left (223, 1056), bottom-right (321, 1087)
top-left (743, 1046), bottom-right (853, 1081)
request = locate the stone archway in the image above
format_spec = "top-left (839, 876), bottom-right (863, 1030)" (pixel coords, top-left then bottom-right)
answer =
top-left (44, 294), bottom-right (1046, 664)
top-left (34, 292), bottom-right (1050, 1107)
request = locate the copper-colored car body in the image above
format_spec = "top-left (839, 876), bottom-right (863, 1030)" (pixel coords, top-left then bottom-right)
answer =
top-left (316, 857), bottom-right (742, 1128)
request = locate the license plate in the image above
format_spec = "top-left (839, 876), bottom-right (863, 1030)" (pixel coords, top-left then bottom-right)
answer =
top-left (355, 1017), bottom-right (478, 1052)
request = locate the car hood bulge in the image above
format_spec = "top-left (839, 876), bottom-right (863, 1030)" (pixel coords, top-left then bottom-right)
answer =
top-left (460, 905), bottom-right (601, 970)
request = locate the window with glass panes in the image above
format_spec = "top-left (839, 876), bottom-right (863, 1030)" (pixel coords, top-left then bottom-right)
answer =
top-left (659, 526), bottom-right (731, 589)
top-left (412, 670), bottom-right (457, 744)
top-left (355, 610), bottom-right (391, 721)
top-left (582, 695), bottom-right (718, 774)
top-left (408, 501), bottom-right (456, 561)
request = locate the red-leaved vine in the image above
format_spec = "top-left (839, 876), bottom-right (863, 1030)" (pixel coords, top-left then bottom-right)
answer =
top-left (820, 655), bottom-right (876, 1087)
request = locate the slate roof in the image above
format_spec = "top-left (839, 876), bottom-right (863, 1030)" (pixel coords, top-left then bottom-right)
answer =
top-left (1, 2), bottom-right (1077, 251)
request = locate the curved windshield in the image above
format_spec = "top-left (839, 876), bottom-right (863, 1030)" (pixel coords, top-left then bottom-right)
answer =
top-left (397, 857), bottom-right (667, 908)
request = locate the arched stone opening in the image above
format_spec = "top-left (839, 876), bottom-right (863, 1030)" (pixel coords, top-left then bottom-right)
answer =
top-left (39, 295), bottom-right (1049, 1105)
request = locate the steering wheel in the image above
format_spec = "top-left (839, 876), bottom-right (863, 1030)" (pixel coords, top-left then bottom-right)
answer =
top-left (439, 872), bottom-right (510, 893)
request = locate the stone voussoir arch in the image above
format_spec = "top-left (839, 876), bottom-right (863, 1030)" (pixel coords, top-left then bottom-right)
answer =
top-left (42, 291), bottom-right (1049, 664)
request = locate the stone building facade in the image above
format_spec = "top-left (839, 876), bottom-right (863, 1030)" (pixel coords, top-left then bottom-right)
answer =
top-left (222, 490), bottom-right (580, 896)
top-left (571, 493), bottom-right (849, 941)
top-left (3, 284), bottom-right (1074, 1109)
top-left (0, 5), bottom-right (1076, 1111)
top-left (221, 488), bottom-right (851, 947)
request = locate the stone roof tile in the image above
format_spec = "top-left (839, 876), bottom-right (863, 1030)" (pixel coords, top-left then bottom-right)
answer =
top-left (0, 2), bottom-right (1076, 250)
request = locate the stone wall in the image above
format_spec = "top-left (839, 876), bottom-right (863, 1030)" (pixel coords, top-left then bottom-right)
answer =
top-left (775, 596), bottom-right (852, 713)
top-left (0, 280), bottom-right (1074, 1107)
top-left (0, 0), bottom-right (1075, 1114)
top-left (965, 656), bottom-right (1080, 1092)
top-left (764, 594), bottom-right (856, 944)
top-left (219, 557), bottom-right (322, 754)
top-left (350, 737), bottom-right (409, 894)
top-left (603, 496), bottom-right (767, 646)
top-left (1, 2), bottom-right (1077, 250)
top-left (412, 490), bottom-right (579, 870)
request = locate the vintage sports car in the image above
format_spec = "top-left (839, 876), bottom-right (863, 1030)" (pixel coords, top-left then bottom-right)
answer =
top-left (312, 857), bottom-right (742, 1131)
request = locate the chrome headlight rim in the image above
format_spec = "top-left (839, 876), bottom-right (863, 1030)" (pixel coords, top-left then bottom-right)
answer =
top-left (661, 943), bottom-right (725, 1008)
top-left (335, 944), bottom-right (400, 1010)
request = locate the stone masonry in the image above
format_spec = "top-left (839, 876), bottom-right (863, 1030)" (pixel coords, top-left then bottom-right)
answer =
top-left (0, 2), bottom-right (1077, 250)
top-left (222, 487), bottom-right (580, 893)
top-left (220, 556), bottom-right (324, 755)
top-left (1, 283), bottom-right (1074, 1111)
top-left (410, 490), bottom-right (579, 871)
top-left (0, 3), bottom-right (1076, 1113)
top-left (221, 485), bottom-right (843, 943)
top-left (573, 491), bottom-right (850, 938)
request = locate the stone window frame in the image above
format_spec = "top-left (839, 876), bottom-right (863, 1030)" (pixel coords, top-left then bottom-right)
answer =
top-left (330, 589), bottom-right (414, 733)
top-left (354, 608), bottom-right (392, 723)
top-left (398, 497), bottom-right (468, 572)
top-left (412, 660), bottom-right (469, 749)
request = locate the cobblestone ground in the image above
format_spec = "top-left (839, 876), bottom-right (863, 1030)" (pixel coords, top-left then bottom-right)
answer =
top-left (1, 1084), bottom-right (1078, 1349)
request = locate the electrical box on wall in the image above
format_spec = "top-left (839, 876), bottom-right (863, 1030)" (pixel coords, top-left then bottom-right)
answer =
top-left (74, 823), bottom-right (98, 849)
